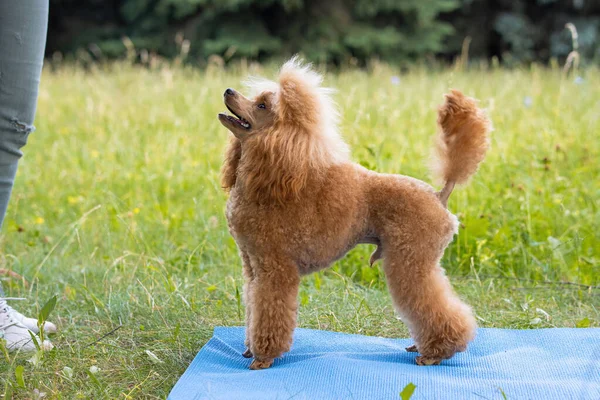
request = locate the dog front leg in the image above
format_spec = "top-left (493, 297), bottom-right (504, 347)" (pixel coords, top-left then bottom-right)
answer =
top-left (247, 256), bottom-right (299, 370)
top-left (241, 251), bottom-right (255, 358)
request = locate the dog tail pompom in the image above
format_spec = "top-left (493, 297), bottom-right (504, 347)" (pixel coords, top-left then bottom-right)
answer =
top-left (432, 90), bottom-right (491, 206)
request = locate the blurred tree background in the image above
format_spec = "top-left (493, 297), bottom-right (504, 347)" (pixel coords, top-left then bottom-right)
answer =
top-left (47, 0), bottom-right (600, 65)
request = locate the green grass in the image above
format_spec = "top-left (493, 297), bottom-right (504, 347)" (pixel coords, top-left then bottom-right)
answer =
top-left (0, 61), bottom-right (598, 398)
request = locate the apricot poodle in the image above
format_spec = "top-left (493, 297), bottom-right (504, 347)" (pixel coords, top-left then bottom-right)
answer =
top-left (218, 57), bottom-right (490, 370)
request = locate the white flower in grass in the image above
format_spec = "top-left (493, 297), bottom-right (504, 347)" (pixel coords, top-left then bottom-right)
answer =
top-left (146, 349), bottom-right (164, 364)
top-left (62, 366), bottom-right (74, 379)
top-left (536, 308), bottom-right (551, 321)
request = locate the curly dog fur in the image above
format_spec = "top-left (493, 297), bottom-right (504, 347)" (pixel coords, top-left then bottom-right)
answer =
top-left (218, 57), bottom-right (490, 369)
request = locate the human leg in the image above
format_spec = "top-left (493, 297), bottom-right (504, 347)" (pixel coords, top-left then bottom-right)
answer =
top-left (0, 0), bottom-right (56, 351)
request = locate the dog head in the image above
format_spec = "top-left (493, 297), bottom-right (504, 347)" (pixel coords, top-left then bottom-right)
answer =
top-left (218, 88), bottom-right (277, 139)
top-left (219, 57), bottom-right (349, 203)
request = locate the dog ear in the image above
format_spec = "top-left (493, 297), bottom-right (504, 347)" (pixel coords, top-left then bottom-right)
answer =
top-left (220, 134), bottom-right (242, 192)
top-left (239, 126), bottom-right (312, 204)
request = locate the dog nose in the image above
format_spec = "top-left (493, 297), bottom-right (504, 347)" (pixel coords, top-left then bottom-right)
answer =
top-left (225, 88), bottom-right (234, 96)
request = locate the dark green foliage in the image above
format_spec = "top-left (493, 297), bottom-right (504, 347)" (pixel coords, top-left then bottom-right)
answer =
top-left (447, 0), bottom-right (600, 64)
top-left (46, 0), bottom-right (600, 64)
top-left (490, 0), bottom-right (600, 63)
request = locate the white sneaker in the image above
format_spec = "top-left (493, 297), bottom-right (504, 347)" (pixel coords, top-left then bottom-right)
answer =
top-left (0, 297), bottom-right (57, 334)
top-left (0, 299), bottom-right (53, 352)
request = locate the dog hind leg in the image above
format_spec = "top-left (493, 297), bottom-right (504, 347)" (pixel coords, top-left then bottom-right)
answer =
top-left (382, 245), bottom-right (476, 365)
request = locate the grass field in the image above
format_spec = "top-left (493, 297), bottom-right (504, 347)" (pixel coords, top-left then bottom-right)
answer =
top-left (0, 61), bottom-right (599, 398)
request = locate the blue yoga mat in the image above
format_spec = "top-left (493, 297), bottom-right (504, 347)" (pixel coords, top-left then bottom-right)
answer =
top-left (169, 327), bottom-right (600, 400)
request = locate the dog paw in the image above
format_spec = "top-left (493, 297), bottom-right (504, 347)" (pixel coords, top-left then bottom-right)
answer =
top-left (415, 356), bottom-right (441, 366)
top-left (405, 344), bottom-right (419, 353)
top-left (249, 358), bottom-right (274, 370)
top-left (242, 348), bottom-right (253, 358)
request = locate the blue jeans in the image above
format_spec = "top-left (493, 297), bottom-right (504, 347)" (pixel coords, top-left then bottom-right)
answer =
top-left (0, 0), bottom-right (49, 294)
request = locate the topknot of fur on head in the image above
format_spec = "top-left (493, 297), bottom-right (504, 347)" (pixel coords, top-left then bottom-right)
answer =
top-left (237, 56), bottom-right (350, 204)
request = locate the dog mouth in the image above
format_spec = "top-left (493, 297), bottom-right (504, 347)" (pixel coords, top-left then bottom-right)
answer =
top-left (222, 104), bottom-right (251, 129)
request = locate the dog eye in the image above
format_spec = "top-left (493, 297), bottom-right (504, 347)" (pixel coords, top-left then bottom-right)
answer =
top-left (257, 103), bottom-right (266, 109)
